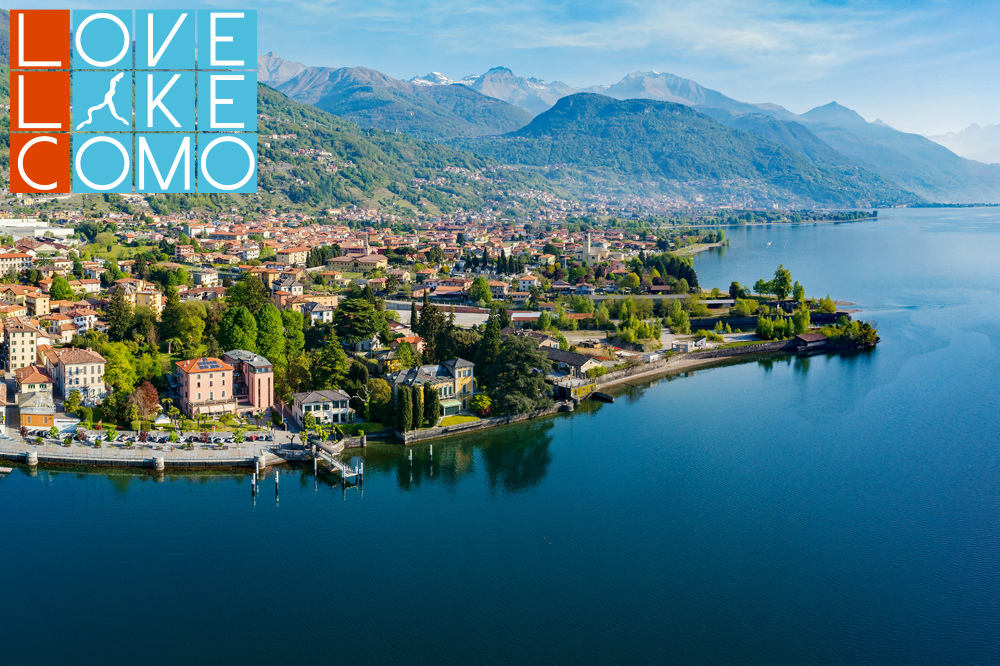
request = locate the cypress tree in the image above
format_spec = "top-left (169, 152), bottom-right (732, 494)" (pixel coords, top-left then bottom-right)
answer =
top-left (412, 385), bottom-right (424, 429)
top-left (424, 384), bottom-right (441, 426)
top-left (409, 300), bottom-right (419, 334)
top-left (396, 386), bottom-right (412, 432)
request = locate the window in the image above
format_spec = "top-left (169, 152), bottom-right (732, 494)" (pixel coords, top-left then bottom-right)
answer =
top-left (197, 393), bottom-right (201, 400)
top-left (210, 392), bottom-right (214, 400)
top-left (222, 391), bottom-right (225, 398)
top-left (209, 381), bottom-right (213, 387)
top-left (197, 382), bottom-right (201, 388)
top-left (304, 405), bottom-right (311, 412)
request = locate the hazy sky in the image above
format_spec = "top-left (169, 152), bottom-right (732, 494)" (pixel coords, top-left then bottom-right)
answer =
top-left (20, 0), bottom-right (1000, 135)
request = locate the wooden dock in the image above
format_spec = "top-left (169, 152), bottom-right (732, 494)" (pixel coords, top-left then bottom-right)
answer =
top-left (0, 466), bottom-right (12, 474)
top-left (315, 448), bottom-right (363, 483)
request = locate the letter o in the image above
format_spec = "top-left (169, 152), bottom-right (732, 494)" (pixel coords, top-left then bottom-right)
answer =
top-left (200, 136), bottom-right (255, 191)
top-left (75, 13), bottom-right (130, 68)
top-left (18, 136), bottom-right (58, 191)
top-left (75, 136), bottom-right (130, 191)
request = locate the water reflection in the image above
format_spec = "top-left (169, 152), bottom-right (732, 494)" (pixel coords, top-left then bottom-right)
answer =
top-left (350, 418), bottom-right (556, 494)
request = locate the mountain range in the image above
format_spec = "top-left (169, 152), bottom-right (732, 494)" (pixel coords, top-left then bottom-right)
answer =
top-left (926, 124), bottom-right (1000, 165)
top-left (260, 54), bottom-right (1000, 204)
top-left (452, 94), bottom-right (914, 208)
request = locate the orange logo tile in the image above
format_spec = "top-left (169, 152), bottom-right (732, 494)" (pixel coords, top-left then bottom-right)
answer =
top-left (10, 10), bottom-right (71, 70)
top-left (10, 133), bottom-right (72, 194)
top-left (10, 70), bottom-right (71, 132)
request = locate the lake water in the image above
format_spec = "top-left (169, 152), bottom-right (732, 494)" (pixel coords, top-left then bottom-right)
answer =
top-left (2, 209), bottom-right (999, 665)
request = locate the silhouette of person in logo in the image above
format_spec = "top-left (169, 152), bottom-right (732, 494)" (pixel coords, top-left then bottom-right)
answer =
top-left (76, 72), bottom-right (130, 130)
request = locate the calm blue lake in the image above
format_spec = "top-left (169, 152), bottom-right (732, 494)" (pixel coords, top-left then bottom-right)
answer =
top-left (2, 208), bottom-right (999, 665)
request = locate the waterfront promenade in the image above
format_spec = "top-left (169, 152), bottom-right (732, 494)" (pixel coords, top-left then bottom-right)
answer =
top-left (0, 430), bottom-right (286, 469)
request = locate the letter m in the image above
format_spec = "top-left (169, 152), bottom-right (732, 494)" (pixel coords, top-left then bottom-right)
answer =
top-left (138, 136), bottom-right (191, 191)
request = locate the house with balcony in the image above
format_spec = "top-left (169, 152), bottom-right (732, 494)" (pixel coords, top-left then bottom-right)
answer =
top-left (174, 357), bottom-right (237, 417)
top-left (389, 358), bottom-right (475, 414)
top-left (222, 350), bottom-right (274, 417)
top-left (292, 389), bottom-right (354, 427)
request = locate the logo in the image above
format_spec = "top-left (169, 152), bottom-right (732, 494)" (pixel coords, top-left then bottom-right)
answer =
top-left (9, 10), bottom-right (257, 194)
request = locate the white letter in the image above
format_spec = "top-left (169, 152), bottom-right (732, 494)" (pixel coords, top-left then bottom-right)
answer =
top-left (19, 12), bottom-right (63, 67)
top-left (138, 136), bottom-right (191, 191)
top-left (18, 136), bottom-right (58, 191)
top-left (75, 136), bottom-right (130, 191)
top-left (148, 12), bottom-right (188, 67)
top-left (18, 75), bottom-right (62, 130)
top-left (200, 136), bottom-right (255, 191)
top-left (210, 12), bottom-right (244, 67)
top-left (147, 74), bottom-right (182, 128)
top-left (210, 74), bottom-right (245, 129)
top-left (75, 13), bottom-right (130, 68)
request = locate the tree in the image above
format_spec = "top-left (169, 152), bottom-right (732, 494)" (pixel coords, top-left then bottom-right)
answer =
top-left (49, 276), bottom-right (76, 301)
top-left (227, 273), bottom-right (269, 314)
top-left (219, 306), bottom-right (258, 353)
top-left (303, 412), bottom-right (316, 431)
top-left (819, 295), bottom-right (837, 314)
top-left (174, 302), bottom-right (206, 348)
top-left (395, 342), bottom-right (420, 369)
top-left (332, 297), bottom-right (379, 347)
top-left (159, 286), bottom-right (183, 340)
top-left (792, 305), bottom-right (811, 335)
top-left (470, 393), bottom-right (491, 416)
top-left (475, 308), bottom-right (502, 366)
top-left (310, 343), bottom-right (349, 390)
top-left (671, 310), bottom-right (690, 334)
top-left (395, 386), bottom-right (413, 432)
top-left (106, 288), bottom-right (134, 341)
top-left (673, 278), bottom-right (689, 294)
top-left (753, 279), bottom-right (771, 297)
top-left (281, 310), bottom-right (305, 360)
top-left (409, 300), bottom-right (419, 332)
top-left (412, 384), bottom-right (424, 428)
top-left (729, 281), bottom-right (746, 300)
top-left (624, 273), bottom-right (641, 291)
top-left (772, 265), bottom-right (792, 302)
top-left (130, 381), bottom-right (160, 419)
top-left (479, 336), bottom-right (553, 415)
top-left (256, 304), bottom-right (286, 368)
top-left (793, 281), bottom-right (805, 303)
top-left (424, 384), bottom-right (440, 426)
top-left (287, 355), bottom-right (312, 393)
top-left (66, 390), bottom-right (82, 413)
top-left (103, 343), bottom-right (138, 394)
top-left (469, 276), bottom-right (492, 304)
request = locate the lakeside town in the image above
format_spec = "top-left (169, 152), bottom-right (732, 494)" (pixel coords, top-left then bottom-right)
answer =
top-left (0, 200), bottom-right (878, 465)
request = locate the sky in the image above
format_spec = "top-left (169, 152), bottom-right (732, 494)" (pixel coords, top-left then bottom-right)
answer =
top-left (18, 0), bottom-right (1000, 135)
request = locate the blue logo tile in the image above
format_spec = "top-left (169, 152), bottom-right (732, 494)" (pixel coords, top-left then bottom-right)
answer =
top-left (137, 134), bottom-right (195, 193)
top-left (197, 10), bottom-right (256, 69)
top-left (136, 72), bottom-right (195, 131)
top-left (72, 10), bottom-right (133, 69)
top-left (135, 10), bottom-right (195, 70)
top-left (73, 71), bottom-right (132, 132)
top-left (198, 133), bottom-right (257, 193)
top-left (197, 71), bottom-right (257, 131)
top-left (73, 134), bottom-right (133, 193)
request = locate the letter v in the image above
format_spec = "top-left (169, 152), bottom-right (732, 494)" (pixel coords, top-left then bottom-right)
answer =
top-left (148, 12), bottom-right (187, 67)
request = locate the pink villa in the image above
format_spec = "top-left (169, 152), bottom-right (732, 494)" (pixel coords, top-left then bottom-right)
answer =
top-left (175, 352), bottom-right (274, 418)
top-left (176, 357), bottom-right (237, 417)
top-left (223, 350), bottom-right (275, 416)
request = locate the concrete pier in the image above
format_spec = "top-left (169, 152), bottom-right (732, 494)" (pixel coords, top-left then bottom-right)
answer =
top-left (25, 451), bottom-right (38, 466)
top-left (152, 456), bottom-right (165, 471)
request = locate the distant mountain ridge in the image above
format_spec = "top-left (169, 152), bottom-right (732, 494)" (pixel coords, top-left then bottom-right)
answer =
top-left (256, 56), bottom-right (532, 141)
top-left (255, 53), bottom-right (1000, 204)
top-left (926, 124), bottom-right (1000, 165)
top-left (452, 94), bottom-right (917, 208)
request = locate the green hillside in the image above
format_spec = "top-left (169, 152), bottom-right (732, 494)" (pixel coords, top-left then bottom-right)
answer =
top-left (254, 83), bottom-right (554, 214)
top-left (453, 94), bottom-right (918, 207)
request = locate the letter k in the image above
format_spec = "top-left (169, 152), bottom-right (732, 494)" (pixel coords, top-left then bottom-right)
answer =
top-left (148, 73), bottom-right (182, 128)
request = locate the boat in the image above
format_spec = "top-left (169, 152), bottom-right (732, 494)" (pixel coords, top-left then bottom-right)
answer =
top-left (590, 392), bottom-right (615, 404)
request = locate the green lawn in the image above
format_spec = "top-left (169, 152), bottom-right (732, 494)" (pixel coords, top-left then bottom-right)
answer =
top-left (439, 415), bottom-right (480, 427)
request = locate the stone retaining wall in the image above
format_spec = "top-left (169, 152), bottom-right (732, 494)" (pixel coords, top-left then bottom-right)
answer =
top-left (391, 402), bottom-right (572, 444)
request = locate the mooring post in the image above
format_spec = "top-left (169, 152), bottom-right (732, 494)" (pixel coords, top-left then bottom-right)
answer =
top-left (409, 449), bottom-right (412, 467)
